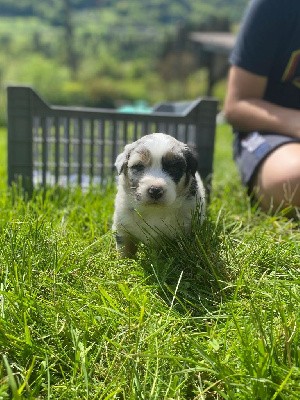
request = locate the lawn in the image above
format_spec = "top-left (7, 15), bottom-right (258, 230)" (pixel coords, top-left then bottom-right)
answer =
top-left (0, 125), bottom-right (299, 399)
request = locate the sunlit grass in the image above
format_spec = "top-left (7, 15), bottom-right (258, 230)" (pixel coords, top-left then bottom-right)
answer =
top-left (0, 127), bottom-right (6, 191)
top-left (0, 124), bottom-right (299, 398)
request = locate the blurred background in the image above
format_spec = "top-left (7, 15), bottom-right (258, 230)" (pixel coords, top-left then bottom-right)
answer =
top-left (0, 0), bottom-right (249, 125)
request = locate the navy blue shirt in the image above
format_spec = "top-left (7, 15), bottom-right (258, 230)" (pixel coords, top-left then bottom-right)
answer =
top-left (230, 0), bottom-right (300, 110)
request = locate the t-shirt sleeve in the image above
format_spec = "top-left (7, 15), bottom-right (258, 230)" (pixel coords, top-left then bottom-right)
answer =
top-left (230, 0), bottom-right (283, 76)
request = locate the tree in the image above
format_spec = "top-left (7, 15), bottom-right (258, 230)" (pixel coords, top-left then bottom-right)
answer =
top-left (62, 0), bottom-right (78, 78)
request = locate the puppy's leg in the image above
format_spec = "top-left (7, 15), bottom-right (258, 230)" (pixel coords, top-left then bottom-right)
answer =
top-left (115, 233), bottom-right (138, 258)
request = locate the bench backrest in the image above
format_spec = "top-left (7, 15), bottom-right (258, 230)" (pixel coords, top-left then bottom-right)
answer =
top-left (7, 86), bottom-right (218, 193)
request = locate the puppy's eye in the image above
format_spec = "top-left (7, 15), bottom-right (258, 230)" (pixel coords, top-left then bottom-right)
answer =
top-left (163, 160), bottom-right (186, 173)
top-left (130, 163), bottom-right (145, 172)
top-left (162, 157), bottom-right (186, 183)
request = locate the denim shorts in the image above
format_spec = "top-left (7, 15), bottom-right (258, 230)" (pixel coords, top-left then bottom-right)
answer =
top-left (233, 131), bottom-right (300, 187)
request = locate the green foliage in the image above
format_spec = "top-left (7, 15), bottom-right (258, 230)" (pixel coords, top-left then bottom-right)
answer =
top-left (0, 0), bottom-right (249, 24)
top-left (6, 54), bottom-right (71, 98)
top-left (0, 1), bottom-right (250, 124)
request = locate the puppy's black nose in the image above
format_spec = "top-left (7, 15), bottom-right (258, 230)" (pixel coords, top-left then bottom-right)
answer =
top-left (148, 185), bottom-right (164, 200)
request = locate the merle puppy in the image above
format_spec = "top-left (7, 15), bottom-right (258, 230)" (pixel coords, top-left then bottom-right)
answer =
top-left (112, 133), bottom-right (206, 257)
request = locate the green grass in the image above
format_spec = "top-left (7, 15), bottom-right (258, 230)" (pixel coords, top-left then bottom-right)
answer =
top-left (0, 125), bottom-right (299, 399)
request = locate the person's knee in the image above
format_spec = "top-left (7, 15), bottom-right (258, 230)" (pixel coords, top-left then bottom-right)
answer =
top-left (253, 175), bottom-right (300, 212)
top-left (252, 143), bottom-right (300, 211)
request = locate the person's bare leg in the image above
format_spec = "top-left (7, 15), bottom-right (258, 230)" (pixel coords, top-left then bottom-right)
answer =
top-left (252, 143), bottom-right (300, 213)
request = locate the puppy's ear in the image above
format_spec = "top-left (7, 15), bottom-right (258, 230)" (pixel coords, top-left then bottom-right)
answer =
top-left (115, 142), bottom-right (137, 174)
top-left (115, 151), bottom-right (127, 175)
top-left (184, 147), bottom-right (198, 176)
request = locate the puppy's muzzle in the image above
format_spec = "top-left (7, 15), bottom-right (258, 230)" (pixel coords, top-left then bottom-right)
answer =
top-left (148, 185), bottom-right (164, 200)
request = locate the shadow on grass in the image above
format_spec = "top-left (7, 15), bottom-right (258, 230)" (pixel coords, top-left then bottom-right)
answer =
top-left (138, 215), bottom-right (231, 316)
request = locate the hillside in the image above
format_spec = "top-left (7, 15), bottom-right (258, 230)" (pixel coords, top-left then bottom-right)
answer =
top-left (0, 0), bottom-right (249, 25)
top-left (0, 0), bottom-right (250, 125)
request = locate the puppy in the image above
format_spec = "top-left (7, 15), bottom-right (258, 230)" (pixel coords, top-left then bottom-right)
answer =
top-left (112, 133), bottom-right (206, 257)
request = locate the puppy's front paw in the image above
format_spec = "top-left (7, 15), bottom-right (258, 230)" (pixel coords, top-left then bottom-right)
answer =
top-left (115, 233), bottom-right (138, 258)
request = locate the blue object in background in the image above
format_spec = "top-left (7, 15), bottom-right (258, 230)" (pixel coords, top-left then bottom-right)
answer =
top-left (117, 100), bottom-right (152, 113)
